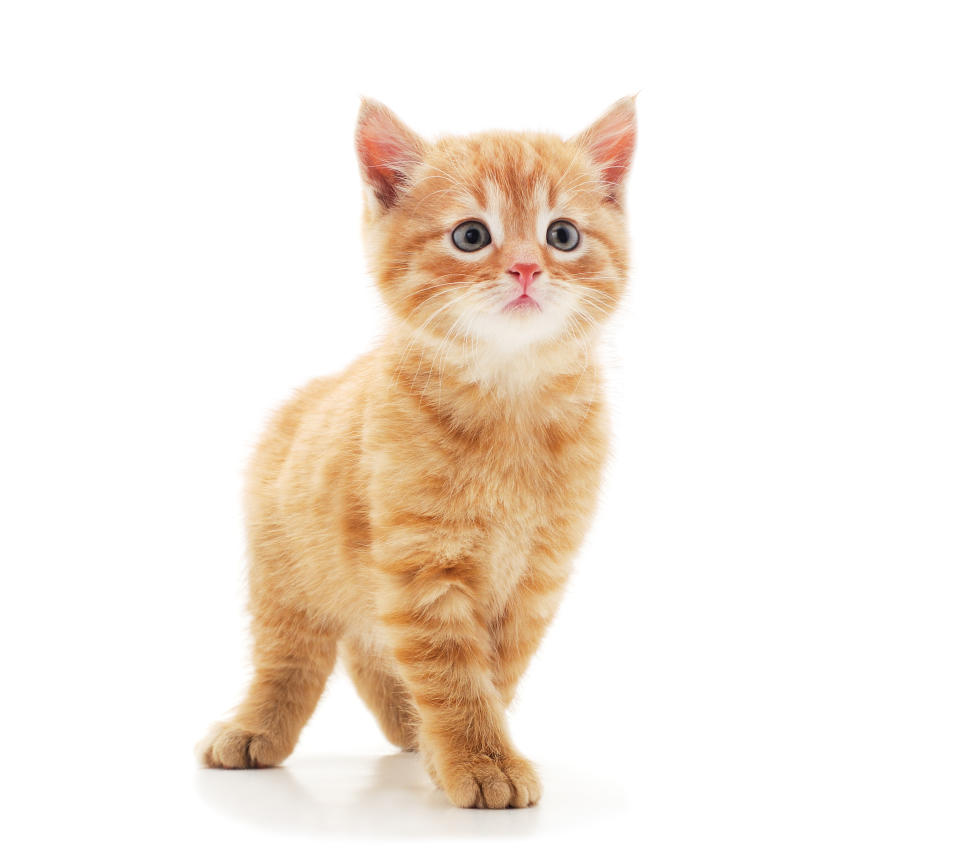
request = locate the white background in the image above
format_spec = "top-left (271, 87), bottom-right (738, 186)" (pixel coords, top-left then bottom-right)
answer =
top-left (1, 1), bottom-right (958, 851)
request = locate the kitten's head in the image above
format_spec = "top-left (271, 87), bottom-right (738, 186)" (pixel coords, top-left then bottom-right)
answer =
top-left (356, 98), bottom-right (635, 360)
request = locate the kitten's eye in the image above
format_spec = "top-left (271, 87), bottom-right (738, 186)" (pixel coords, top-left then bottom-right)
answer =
top-left (546, 220), bottom-right (580, 251)
top-left (451, 220), bottom-right (492, 252)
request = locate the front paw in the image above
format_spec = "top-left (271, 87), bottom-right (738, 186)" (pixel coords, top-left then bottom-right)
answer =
top-left (436, 750), bottom-right (541, 809)
top-left (196, 722), bottom-right (289, 769)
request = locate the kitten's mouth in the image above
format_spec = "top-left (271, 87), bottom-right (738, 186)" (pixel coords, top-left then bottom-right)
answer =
top-left (504, 294), bottom-right (541, 312)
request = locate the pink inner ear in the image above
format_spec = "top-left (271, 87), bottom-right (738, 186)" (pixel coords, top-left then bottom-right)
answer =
top-left (358, 135), bottom-right (404, 206)
top-left (356, 107), bottom-right (422, 209)
top-left (585, 105), bottom-right (636, 196)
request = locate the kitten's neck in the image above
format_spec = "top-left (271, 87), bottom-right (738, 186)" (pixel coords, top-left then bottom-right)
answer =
top-left (383, 324), bottom-right (603, 427)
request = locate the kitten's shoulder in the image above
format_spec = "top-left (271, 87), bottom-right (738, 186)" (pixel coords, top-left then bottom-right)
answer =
top-left (293, 350), bottom-right (378, 406)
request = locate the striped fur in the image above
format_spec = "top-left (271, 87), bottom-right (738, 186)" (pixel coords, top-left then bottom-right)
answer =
top-left (199, 98), bottom-right (636, 809)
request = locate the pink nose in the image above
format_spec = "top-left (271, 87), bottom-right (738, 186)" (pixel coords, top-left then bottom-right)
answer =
top-left (508, 262), bottom-right (542, 290)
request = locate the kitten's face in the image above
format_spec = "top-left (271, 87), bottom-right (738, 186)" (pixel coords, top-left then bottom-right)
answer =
top-left (357, 101), bottom-right (635, 358)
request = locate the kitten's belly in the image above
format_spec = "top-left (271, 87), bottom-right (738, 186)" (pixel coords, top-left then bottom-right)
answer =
top-left (342, 520), bottom-right (540, 665)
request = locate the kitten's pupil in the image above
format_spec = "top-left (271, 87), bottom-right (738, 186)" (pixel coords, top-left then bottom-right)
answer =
top-left (556, 227), bottom-right (569, 243)
top-left (466, 228), bottom-right (480, 245)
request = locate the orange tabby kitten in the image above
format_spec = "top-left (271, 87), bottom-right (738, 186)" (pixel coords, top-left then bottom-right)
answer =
top-left (199, 97), bottom-right (635, 809)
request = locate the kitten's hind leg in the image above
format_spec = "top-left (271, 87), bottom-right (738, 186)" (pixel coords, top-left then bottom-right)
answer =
top-left (199, 605), bottom-right (339, 769)
top-left (342, 638), bottom-right (420, 751)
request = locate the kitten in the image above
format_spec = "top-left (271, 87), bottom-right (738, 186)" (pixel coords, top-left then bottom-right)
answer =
top-left (199, 97), bottom-right (636, 809)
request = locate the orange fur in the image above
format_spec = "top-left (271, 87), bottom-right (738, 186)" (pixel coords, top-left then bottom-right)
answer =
top-left (198, 98), bottom-right (636, 809)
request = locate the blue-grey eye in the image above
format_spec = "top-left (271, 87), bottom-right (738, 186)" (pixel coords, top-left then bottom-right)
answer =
top-left (546, 219), bottom-right (580, 251)
top-left (452, 220), bottom-right (491, 252)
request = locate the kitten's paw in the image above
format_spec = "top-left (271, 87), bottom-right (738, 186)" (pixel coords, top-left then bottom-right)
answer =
top-left (196, 722), bottom-right (288, 769)
top-left (438, 752), bottom-right (541, 809)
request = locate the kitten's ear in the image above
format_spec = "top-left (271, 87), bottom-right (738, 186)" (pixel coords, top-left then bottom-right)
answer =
top-left (570, 96), bottom-right (637, 204)
top-left (356, 98), bottom-right (426, 211)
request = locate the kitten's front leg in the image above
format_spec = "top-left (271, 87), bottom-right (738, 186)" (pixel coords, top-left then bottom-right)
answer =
top-left (492, 569), bottom-right (567, 707)
top-left (377, 557), bottom-right (541, 809)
